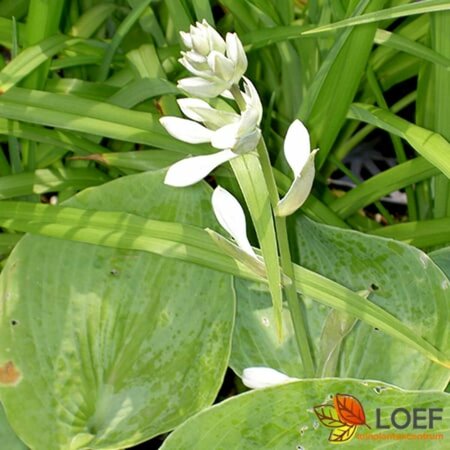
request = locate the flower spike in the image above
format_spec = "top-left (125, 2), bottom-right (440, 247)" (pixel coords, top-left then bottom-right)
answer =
top-left (160, 78), bottom-right (263, 187)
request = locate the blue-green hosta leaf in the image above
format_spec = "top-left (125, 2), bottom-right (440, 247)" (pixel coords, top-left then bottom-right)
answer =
top-left (160, 379), bottom-right (450, 449)
top-left (0, 171), bottom-right (234, 449)
top-left (231, 216), bottom-right (449, 390)
top-left (430, 247), bottom-right (450, 280)
top-left (0, 403), bottom-right (27, 449)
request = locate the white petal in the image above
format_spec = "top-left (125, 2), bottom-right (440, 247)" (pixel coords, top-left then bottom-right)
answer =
top-left (180, 31), bottom-right (193, 49)
top-left (284, 119), bottom-right (311, 176)
top-left (160, 117), bottom-right (213, 143)
top-left (276, 149), bottom-right (319, 217)
top-left (226, 33), bottom-right (248, 82)
top-left (182, 50), bottom-right (207, 65)
top-left (210, 122), bottom-right (240, 149)
top-left (242, 77), bottom-right (262, 124)
top-left (179, 56), bottom-right (212, 78)
top-left (178, 98), bottom-right (238, 128)
top-left (221, 89), bottom-right (234, 100)
top-left (233, 128), bottom-right (261, 154)
top-left (242, 367), bottom-right (298, 389)
top-left (178, 77), bottom-right (228, 98)
top-left (238, 106), bottom-right (260, 136)
top-left (164, 150), bottom-right (237, 187)
top-left (204, 21), bottom-right (227, 53)
top-left (212, 186), bottom-right (256, 257)
top-left (207, 51), bottom-right (235, 81)
top-left (191, 27), bottom-right (210, 55)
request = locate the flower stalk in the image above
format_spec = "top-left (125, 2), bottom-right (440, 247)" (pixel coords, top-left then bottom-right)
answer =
top-left (256, 139), bottom-right (315, 377)
top-left (159, 19), bottom-right (318, 376)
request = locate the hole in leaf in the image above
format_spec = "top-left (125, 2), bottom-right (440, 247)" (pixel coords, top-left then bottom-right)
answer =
top-left (370, 283), bottom-right (379, 291)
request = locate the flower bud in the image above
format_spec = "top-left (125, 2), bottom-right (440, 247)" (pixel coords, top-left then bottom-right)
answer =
top-left (178, 20), bottom-right (248, 98)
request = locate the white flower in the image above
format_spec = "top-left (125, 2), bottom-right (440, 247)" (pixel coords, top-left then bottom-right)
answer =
top-left (242, 367), bottom-right (299, 389)
top-left (276, 120), bottom-right (319, 217)
top-left (161, 78), bottom-right (262, 187)
top-left (211, 186), bottom-right (256, 258)
top-left (178, 20), bottom-right (248, 98)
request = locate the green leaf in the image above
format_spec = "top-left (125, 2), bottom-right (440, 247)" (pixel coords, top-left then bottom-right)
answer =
top-left (230, 154), bottom-right (284, 339)
top-left (231, 216), bottom-right (450, 389)
top-left (0, 199), bottom-right (448, 369)
top-left (0, 404), bottom-right (27, 450)
top-left (302, 0), bottom-right (450, 35)
top-left (0, 168), bottom-right (109, 199)
top-left (374, 28), bottom-right (450, 69)
top-left (97, 0), bottom-right (152, 81)
top-left (371, 218), bottom-right (450, 248)
top-left (160, 379), bottom-right (450, 449)
top-left (330, 157), bottom-right (439, 219)
top-left (0, 171), bottom-right (235, 449)
top-left (430, 247), bottom-right (450, 280)
top-left (348, 103), bottom-right (450, 178)
top-left (299, 0), bottom-right (387, 166)
top-left (0, 35), bottom-right (80, 92)
top-left (0, 87), bottom-right (207, 155)
top-left (70, 4), bottom-right (117, 38)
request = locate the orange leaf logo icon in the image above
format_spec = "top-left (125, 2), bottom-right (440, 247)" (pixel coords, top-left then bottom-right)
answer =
top-left (333, 394), bottom-right (370, 428)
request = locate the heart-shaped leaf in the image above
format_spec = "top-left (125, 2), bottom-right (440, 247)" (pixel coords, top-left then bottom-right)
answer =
top-left (0, 171), bottom-right (234, 449)
top-left (231, 216), bottom-right (449, 389)
top-left (160, 379), bottom-right (450, 449)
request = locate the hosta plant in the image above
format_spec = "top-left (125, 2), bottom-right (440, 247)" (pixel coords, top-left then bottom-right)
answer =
top-left (0, 1), bottom-right (449, 449)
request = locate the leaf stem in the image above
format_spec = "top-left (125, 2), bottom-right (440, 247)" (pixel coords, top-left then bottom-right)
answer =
top-left (230, 82), bottom-right (314, 376)
top-left (257, 139), bottom-right (315, 377)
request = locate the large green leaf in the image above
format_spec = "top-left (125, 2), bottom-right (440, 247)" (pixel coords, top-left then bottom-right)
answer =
top-left (430, 247), bottom-right (450, 280)
top-left (0, 200), bottom-right (447, 368)
top-left (231, 216), bottom-right (449, 389)
top-left (161, 379), bottom-right (450, 449)
top-left (0, 404), bottom-right (27, 450)
top-left (0, 171), bottom-right (235, 449)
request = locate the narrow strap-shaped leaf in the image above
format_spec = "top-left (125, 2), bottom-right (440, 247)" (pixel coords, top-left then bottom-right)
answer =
top-left (0, 35), bottom-right (81, 92)
top-left (374, 29), bottom-right (450, 69)
top-left (330, 157), bottom-right (439, 218)
top-left (230, 154), bottom-right (284, 338)
top-left (0, 87), bottom-right (208, 154)
top-left (0, 201), bottom-right (448, 368)
top-left (371, 218), bottom-right (450, 248)
top-left (299, 0), bottom-right (387, 167)
top-left (302, 0), bottom-right (450, 35)
top-left (0, 168), bottom-right (109, 199)
top-left (348, 102), bottom-right (450, 178)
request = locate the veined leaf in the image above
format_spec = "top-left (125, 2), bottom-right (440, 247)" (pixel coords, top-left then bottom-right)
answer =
top-left (160, 379), bottom-right (450, 449)
top-left (230, 216), bottom-right (450, 386)
top-left (0, 170), bottom-right (235, 449)
top-left (313, 404), bottom-right (344, 428)
top-left (333, 394), bottom-right (368, 427)
top-left (0, 196), bottom-right (448, 370)
top-left (328, 424), bottom-right (357, 443)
